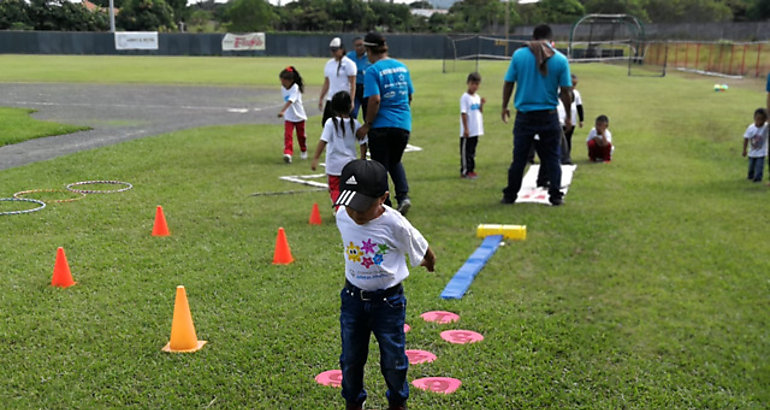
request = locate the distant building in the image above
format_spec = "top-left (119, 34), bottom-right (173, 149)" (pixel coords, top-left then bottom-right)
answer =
top-left (410, 8), bottom-right (448, 18)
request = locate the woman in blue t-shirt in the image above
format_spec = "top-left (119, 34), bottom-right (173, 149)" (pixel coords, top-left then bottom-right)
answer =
top-left (356, 31), bottom-right (415, 216)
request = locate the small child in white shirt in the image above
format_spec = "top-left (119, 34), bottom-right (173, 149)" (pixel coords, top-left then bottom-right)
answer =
top-left (459, 72), bottom-right (485, 179)
top-left (586, 114), bottom-right (613, 162)
top-left (742, 108), bottom-right (769, 182)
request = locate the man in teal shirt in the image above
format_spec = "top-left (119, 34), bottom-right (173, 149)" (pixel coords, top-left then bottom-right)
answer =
top-left (501, 24), bottom-right (572, 206)
top-left (347, 37), bottom-right (370, 120)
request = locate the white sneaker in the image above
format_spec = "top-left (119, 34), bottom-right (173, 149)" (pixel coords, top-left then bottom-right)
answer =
top-left (300, 151), bottom-right (308, 160)
top-left (283, 154), bottom-right (292, 164)
top-left (397, 198), bottom-right (411, 216)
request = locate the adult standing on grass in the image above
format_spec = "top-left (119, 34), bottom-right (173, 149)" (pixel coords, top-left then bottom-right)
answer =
top-left (347, 37), bottom-right (370, 121)
top-left (501, 24), bottom-right (572, 206)
top-left (319, 37), bottom-right (357, 127)
top-left (355, 31), bottom-right (414, 215)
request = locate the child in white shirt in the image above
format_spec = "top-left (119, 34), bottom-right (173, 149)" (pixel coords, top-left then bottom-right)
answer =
top-left (459, 72), bottom-right (485, 179)
top-left (742, 108), bottom-right (769, 182)
top-left (586, 114), bottom-right (613, 162)
top-left (311, 91), bottom-right (368, 210)
top-left (278, 66), bottom-right (308, 164)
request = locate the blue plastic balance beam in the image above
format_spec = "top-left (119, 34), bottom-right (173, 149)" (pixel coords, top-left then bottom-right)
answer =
top-left (440, 234), bottom-right (503, 299)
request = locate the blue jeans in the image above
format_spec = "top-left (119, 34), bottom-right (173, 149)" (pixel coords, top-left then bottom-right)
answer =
top-left (503, 110), bottom-right (563, 203)
top-left (339, 287), bottom-right (409, 407)
top-left (367, 127), bottom-right (410, 206)
top-left (748, 156), bottom-right (764, 181)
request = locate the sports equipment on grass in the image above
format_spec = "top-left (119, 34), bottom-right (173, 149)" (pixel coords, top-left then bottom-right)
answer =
top-left (412, 377), bottom-right (462, 394)
top-left (569, 14), bottom-right (665, 77)
top-left (443, 35), bottom-right (529, 73)
top-left (440, 330), bottom-right (484, 344)
top-left (477, 224), bottom-right (526, 240)
top-left (440, 235), bottom-right (503, 299)
top-left (0, 197), bottom-right (46, 215)
top-left (152, 206), bottom-right (170, 237)
top-left (516, 164), bottom-right (576, 205)
top-left (51, 247), bottom-right (76, 288)
top-left (309, 203), bottom-right (322, 225)
top-left (162, 286), bottom-right (206, 353)
top-left (66, 180), bottom-right (133, 194)
top-left (13, 189), bottom-right (85, 203)
top-left (272, 227), bottom-right (294, 265)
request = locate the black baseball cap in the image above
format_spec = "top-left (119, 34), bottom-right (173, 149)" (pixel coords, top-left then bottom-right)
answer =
top-left (362, 32), bottom-right (386, 47)
top-left (334, 159), bottom-right (388, 212)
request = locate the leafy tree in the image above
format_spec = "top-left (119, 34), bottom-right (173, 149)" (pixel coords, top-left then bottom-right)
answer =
top-left (747, 0), bottom-right (770, 19)
top-left (0, 0), bottom-right (33, 30)
top-left (447, 0), bottom-right (509, 33)
top-left (28, 0), bottom-right (109, 31)
top-left (226, 0), bottom-right (276, 32)
top-left (643, 0), bottom-right (732, 22)
top-left (116, 0), bottom-right (177, 31)
top-left (582, 0), bottom-right (649, 21)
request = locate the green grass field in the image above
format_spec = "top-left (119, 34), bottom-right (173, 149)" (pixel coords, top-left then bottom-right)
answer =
top-left (0, 56), bottom-right (768, 408)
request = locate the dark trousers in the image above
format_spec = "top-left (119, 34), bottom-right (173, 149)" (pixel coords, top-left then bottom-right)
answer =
top-left (351, 85), bottom-right (367, 121)
top-left (368, 127), bottom-right (410, 207)
top-left (503, 110), bottom-right (563, 203)
top-left (460, 136), bottom-right (478, 175)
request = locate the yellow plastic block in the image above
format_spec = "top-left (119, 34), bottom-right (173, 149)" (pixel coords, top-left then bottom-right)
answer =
top-left (476, 224), bottom-right (526, 240)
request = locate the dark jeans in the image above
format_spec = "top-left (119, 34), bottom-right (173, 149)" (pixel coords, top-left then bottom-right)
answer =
top-left (368, 127), bottom-right (410, 207)
top-left (503, 110), bottom-right (563, 203)
top-left (460, 136), bottom-right (478, 175)
top-left (351, 85), bottom-right (367, 121)
top-left (748, 156), bottom-right (765, 181)
top-left (339, 286), bottom-right (409, 407)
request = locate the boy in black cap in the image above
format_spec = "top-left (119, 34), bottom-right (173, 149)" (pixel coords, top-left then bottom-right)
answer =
top-left (333, 159), bottom-right (436, 410)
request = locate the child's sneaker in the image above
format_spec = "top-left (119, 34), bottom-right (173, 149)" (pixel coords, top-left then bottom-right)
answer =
top-left (300, 151), bottom-right (308, 160)
top-left (283, 154), bottom-right (292, 164)
top-left (467, 172), bottom-right (478, 179)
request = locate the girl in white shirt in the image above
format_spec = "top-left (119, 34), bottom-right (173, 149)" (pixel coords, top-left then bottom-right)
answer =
top-left (278, 66), bottom-right (308, 164)
top-left (311, 91), bottom-right (368, 211)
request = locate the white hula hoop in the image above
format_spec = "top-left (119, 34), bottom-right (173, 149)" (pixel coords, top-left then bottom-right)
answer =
top-left (66, 180), bottom-right (133, 194)
top-left (0, 197), bottom-right (46, 215)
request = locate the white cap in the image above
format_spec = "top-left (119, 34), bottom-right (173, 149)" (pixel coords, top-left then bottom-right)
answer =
top-left (329, 37), bottom-right (342, 48)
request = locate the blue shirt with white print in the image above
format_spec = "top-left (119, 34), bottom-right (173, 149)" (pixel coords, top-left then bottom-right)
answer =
top-left (363, 58), bottom-right (414, 131)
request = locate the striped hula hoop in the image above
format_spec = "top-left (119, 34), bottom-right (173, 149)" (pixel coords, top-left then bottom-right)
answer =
top-left (66, 180), bottom-right (133, 194)
top-left (14, 188), bottom-right (87, 203)
top-left (0, 197), bottom-right (46, 215)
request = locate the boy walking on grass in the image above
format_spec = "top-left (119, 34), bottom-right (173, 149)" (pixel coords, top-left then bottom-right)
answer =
top-left (742, 108), bottom-right (768, 182)
top-left (460, 72), bottom-right (485, 179)
top-left (333, 159), bottom-right (436, 410)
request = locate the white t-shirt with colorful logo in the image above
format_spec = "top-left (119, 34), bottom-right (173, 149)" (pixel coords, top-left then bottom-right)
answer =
top-left (336, 206), bottom-right (429, 291)
top-left (744, 122), bottom-right (769, 158)
top-left (281, 83), bottom-right (307, 122)
top-left (459, 92), bottom-right (483, 137)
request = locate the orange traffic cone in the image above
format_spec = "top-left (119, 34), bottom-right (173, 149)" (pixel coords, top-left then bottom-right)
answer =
top-left (162, 286), bottom-right (206, 353)
top-left (152, 205), bottom-right (170, 237)
top-left (309, 203), bottom-right (322, 225)
top-left (272, 227), bottom-right (294, 265)
top-left (51, 247), bottom-right (76, 288)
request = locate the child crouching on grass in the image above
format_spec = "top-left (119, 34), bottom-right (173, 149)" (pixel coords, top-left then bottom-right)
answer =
top-left (742, 108), bottom-right (768, 182)
top-left (333, 159), bottom-right (436, 410)
top-left (587, 114), bottom-right (613, 162)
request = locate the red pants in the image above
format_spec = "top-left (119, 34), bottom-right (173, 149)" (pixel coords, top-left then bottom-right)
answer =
top-left (587, 139), bottom-right (612, 162)
top-left (284, 121), bottom-right (307, 155)
top-left (328, 175), bottom-right (341, 209)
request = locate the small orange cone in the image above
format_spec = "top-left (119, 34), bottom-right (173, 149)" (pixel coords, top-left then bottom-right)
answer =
top-left (309, 203), bottom-right (322, 225)
top-left (152, 205), bottom-right (170, 237)
top-left (272, 227), bottom-right (294, 265)
top-left (51, 247), bottom-right (76, 288)
top-left (162, 286), bottom-right (206, 353)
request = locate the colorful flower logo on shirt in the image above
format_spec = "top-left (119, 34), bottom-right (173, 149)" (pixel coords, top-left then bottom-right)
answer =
top-left (346, 238), bottom-right (390, 269)
top-left (347, 242), bottom-right (362, 263)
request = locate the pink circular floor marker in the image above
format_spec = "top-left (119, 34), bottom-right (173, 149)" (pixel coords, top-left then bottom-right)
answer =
top-left (420, 311), bottom-right (460, 324)
top-left (405, 349), bottom-right (437, 364)
top-left (412, 377), bottom-right (462, 394)
top-left (404, 323), bottom-right (411, 333)
top-left (440, 330), bottom-right (484, 344)
top-left (315, 369), bottom-right (342, 387)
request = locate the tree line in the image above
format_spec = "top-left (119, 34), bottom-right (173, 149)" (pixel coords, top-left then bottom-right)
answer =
top-left (1, 0), bottom-right (769, 33)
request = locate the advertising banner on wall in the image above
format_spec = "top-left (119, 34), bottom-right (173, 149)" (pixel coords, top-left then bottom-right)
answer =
top-left (222, 33), bottom-right (265, 51)
top-left (115, 32), bottom-right (159, 50)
